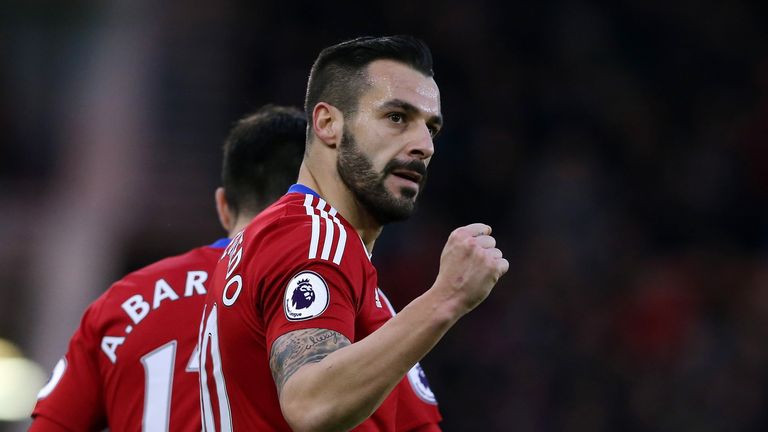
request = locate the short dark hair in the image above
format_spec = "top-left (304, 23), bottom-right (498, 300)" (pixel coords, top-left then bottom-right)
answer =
top-left (221, 105), bottom-right (306, 216)
top-left (304, 35), bottom-right (434, 124)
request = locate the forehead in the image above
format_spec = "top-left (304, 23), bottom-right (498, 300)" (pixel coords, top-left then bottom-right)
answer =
top-left (360, 59), bottom-right (441, 116)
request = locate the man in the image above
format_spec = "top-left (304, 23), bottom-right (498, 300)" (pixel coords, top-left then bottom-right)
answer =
top-left (30, 105), bottom-right (307, 431)
top-left (199, 35), bottom-right (507, 431)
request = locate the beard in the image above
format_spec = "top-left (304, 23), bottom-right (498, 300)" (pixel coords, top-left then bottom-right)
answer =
top-left (336, 129), bottom-right (428, 225)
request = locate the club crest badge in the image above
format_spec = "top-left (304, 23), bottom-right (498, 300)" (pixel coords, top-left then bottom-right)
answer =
top-left (407, 362), bottom-right (437, 404)
top-left (284, 271), bottom-right (330, 321)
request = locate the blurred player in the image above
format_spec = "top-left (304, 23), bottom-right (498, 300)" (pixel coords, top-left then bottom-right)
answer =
top-left (30, 105), bottom-right (307, 431)
top-left (199, 35), bottom-right (507, 431)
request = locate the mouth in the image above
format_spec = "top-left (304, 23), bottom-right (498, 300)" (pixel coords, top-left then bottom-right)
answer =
top-left (390, 169), bottom-right (423, 185)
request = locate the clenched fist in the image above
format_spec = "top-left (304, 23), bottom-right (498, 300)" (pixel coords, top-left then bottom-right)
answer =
top-left (433, 223), bottom-right (509, 316)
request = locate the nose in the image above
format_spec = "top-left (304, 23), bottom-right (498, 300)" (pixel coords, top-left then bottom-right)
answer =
top-left (407, 122), bottom-right (435, 160)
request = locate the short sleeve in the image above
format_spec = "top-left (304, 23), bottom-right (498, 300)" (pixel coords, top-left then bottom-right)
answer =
top-left (263, 260), bottom-right (358, 350)
top-left (31, 302), bottom-right (107, 431)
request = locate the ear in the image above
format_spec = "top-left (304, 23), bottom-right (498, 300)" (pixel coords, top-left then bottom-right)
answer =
top-left (311, 102), bottom-right (343, 148)
top-left (215, 187), bottom-right (233, 233)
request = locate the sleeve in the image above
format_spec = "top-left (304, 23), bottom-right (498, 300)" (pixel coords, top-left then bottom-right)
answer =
top-left (257, 215), bottom-right (366, 349)
top-left (263, 259), bottom-right (359, 349)
top-left (31, 302), bottom-right (108, 431)
top-left (28, 415), bottom-right (77, 432)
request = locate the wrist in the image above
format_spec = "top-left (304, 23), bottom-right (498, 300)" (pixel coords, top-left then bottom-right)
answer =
top-left (416, 282), bottom-right (468, 327)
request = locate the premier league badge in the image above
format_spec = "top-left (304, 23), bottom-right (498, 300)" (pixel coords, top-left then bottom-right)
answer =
top-left (284, 271), bottom-right (330, 321)
top-left (407, 362), bottom-right (437, 404)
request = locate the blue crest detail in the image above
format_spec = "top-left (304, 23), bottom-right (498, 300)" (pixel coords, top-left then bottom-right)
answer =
top-left (407, 362), bottom-right (437, 404)
top-left (418, 367), bottom-right (430, 388)
top-left (291, 279), bottom-right (316, 309)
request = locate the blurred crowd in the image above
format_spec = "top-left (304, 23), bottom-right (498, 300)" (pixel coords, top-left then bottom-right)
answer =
top-left (2, 0), bottom-right (767, 430)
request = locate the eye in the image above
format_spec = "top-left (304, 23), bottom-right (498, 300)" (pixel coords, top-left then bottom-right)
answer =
top-left (387, 112), bottom-right (405, 123)
top-left (428, 124), bottom-right (443, 138)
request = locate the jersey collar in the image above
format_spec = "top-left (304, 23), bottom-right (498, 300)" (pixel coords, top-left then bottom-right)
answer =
top-left (210, 238), bottom-right (230, 248)
top-left (287, 183), bottom-right (320, 198)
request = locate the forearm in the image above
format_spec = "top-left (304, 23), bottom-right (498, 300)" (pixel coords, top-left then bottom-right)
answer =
top-left (279, 286), bottom-right (462, 432)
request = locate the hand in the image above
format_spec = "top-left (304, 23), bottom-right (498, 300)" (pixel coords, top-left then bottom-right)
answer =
top-left (433, 223), bottom-right (509, 316)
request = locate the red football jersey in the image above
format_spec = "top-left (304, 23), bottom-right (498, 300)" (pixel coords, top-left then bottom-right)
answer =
top-left (31, 242), bottom-right (227, 432)
top-left (199, 187), bottom-right (440, 431)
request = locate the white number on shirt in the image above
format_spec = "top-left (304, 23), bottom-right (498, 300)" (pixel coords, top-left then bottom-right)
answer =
top-left (140, 341), bottom-right (177, 431)
top-left (199, 304), bottom-right (233, 431)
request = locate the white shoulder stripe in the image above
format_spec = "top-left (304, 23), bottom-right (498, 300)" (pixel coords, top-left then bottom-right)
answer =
top-left (323, 203), bottom-right (347, 264)
top-left (304, 194), bottom-right (320, 259)
top-left (316, 199), bottom-right (335, 260)
top-left (301, 194), bottom-right (349, 265)
top-left (331, 213), bottom-right (346, 265)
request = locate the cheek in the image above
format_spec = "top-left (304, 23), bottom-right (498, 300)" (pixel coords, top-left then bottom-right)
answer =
top-left (351, 125), bottom-right (402, 170)
top-left (374, 142), bottom-right (404, 171)
top-left (362, 142), bottom-right (395, 173)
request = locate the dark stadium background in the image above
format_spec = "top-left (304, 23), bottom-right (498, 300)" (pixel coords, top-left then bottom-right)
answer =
top-left (2, 1), bottom-right (768, 430)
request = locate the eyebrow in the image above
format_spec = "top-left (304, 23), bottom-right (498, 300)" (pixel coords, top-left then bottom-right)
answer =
top-left (379, 99), bottom-right (443, 128)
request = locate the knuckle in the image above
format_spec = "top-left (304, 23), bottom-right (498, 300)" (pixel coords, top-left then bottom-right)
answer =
top-left (452, 227), bottom-right (467, 240)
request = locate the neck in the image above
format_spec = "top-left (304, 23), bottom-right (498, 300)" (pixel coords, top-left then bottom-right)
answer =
top-left (228, 215), bottom-right (255, 238)
top-left (297, 160), bottom-right (383, 253)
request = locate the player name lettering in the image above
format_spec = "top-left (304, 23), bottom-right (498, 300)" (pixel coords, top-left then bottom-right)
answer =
top-left (99, 270), bottom-right (209, 363)
top-left (222, 230), bottom-right (245, 306)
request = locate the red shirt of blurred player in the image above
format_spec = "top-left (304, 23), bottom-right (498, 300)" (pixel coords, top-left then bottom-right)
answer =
top-left (31, 243), bottom-right (225, 431)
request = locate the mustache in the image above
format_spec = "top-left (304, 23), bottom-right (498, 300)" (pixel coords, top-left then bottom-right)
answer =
top-left (383, 159), bottom-right (428, 177)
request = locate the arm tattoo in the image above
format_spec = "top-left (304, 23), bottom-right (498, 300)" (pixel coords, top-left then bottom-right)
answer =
top-left (269, 328), bottom-right (351, 394)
